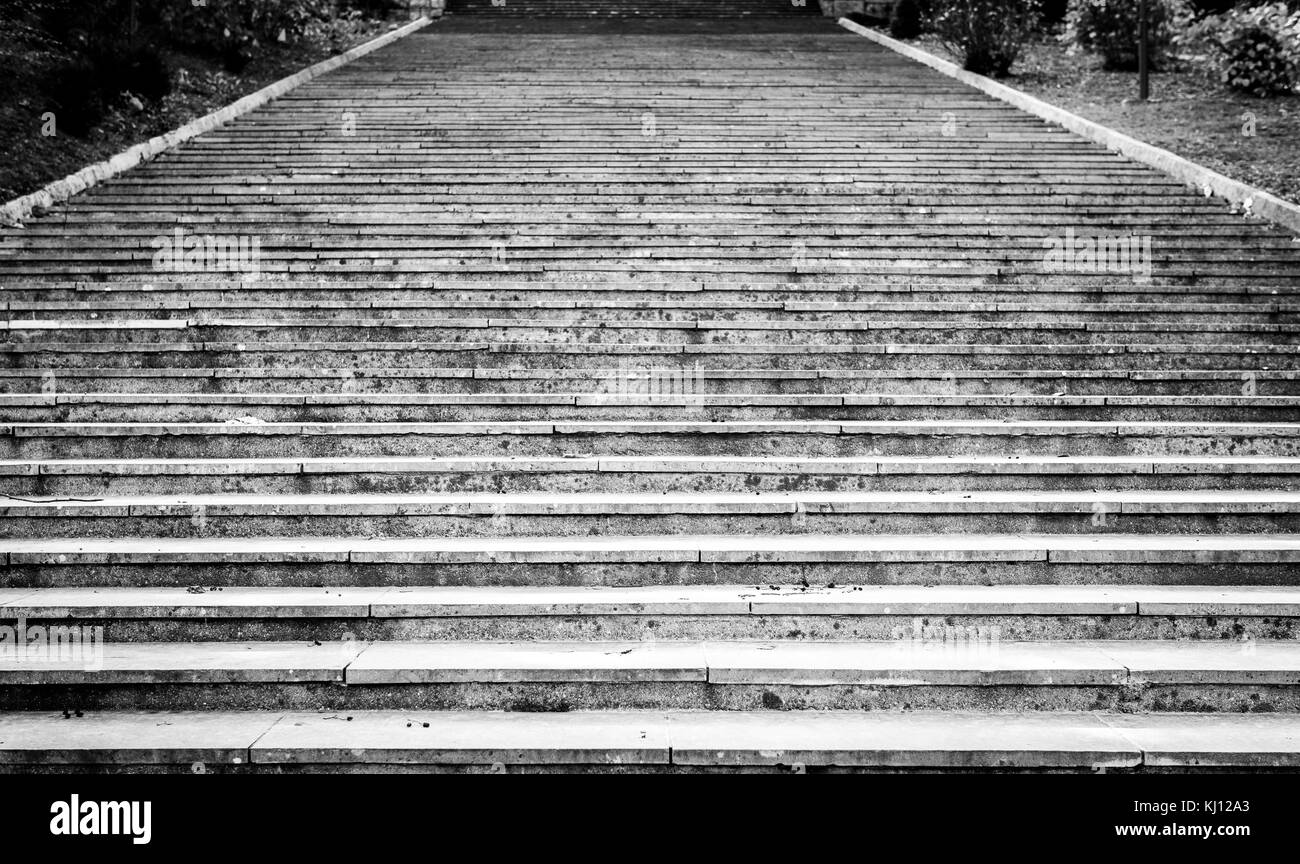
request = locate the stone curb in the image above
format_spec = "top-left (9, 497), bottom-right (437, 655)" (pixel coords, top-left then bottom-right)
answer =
top-left (837, 19), bottom-right (1300, 236)
top-left (0, 16), bottom-right (434, 228)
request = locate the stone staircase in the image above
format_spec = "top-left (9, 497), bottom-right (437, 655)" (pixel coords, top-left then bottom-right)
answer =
top-left (444, 0), bottom-right (821, 17)
top-left (2, 17), bottom-right (1300, 772)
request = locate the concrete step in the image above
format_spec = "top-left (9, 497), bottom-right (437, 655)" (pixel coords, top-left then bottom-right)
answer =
top-left (8, 490), bottom-right (1300, 536)
top-left (8, 301), bottom-right (1298, 327)
top-left (8, 343), bottom-right (1294, 375)
top-left (5, 281), bottom-right (1296, 306)
top-left (0, 392), bottom-right (1295, 423)
top-left (6, 319), bottom-right (1297, 346)
top-left (6, 584), bottom-right (1299, 641)
top-left (6, 709), bottom-right (1297, 772)
top-left (444, 0), bottom-right (823, 16)
top-left (4, 534), bottom-right (1299, 588)
top-left (7, 367), bottom-right (1299, 396)
top-left (6, 456), bottom-right (1300, 495)
top-left (6, 421), bottom-right (1295, 460)
top-left (4, 639), bottom-right (1299, 711)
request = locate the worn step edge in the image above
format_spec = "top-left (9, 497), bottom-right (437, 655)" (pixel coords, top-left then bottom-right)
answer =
top-left (6, 583), bottom-right (1300, 618)
top-left (6, 455), bottom-right (1298, 476)
top-left (6, 709), bottom-right (1299, 768)
top-left (3, 639), bottom-right (1300, 687)
top-left (7, 420), bottom-right (1296, 437)
top-left (6, 491), bottom-right (1300, 518)
top-left (3, 533), bottom-right (1300, 564)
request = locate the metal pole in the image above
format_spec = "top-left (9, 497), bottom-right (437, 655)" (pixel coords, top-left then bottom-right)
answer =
top-left (1138, 0), bottom-right (1149, 100)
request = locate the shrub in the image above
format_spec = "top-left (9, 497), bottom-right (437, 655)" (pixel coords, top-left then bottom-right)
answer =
top-left (1189, 3), bottom-right (1300, 94)
top-left (931, 0), bottom-right (1042, 76)
top-left (12, 1), bottom-right (173, 136)
top-left (1064, 0), bottom-right (1189, 71)
top-left (890, 0), bottom-right (926, 38)
top-left (158, 0), bottom-right (337, 70)
top-left (42, 43), bottom-right (169, 136)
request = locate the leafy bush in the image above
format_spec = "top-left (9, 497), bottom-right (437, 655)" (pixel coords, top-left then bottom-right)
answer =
top-left (159, 0), bottom-right (337, 71)
top-left (1188, 3), bottom-right (1300, 94)
top-left (1064, 0), bottom-right (1189, 71)
top-left (890, 0), bottom-right (926, 38)
top-left (45, 39), bottom-right (170, 134)
top-left (2, 1), bottom-right (172, 135)
top-left (931, 0), bottom-right (1042, 76)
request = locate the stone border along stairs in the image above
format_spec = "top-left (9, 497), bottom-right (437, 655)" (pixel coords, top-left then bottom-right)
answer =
top-left (0, 17), bottom-right (435, 230)
top-left (1, 16), bottom-right (1300, 772)
top-left (839, 19), bottom-right (1300, 234)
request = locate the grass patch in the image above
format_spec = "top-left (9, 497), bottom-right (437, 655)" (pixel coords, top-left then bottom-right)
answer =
top-left (909, 32), bottom-right (1300, 206)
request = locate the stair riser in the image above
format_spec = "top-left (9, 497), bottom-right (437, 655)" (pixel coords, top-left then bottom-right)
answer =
top-left (3, 682), bottom-right (1294, 713)
top-left (2, 405), bottom-right (1293, 422)
top-left (7, 473), bottom-right (1295, 497)
top-left (7, 327), bottom-right (1297, 347)
top-left (18, 268), bottom-right (1292, 283)
top-left (8, 309), bottom-right (1296, 327)
top-left (7, 264), bottom-right (1297, 281)
top-left (0, 766), bottom-right (1161, 775)
top-left (20, 615), bottom-right (1296, 643)
top-left (8, 433), bottom-right (1293, 460)
top-left (7, 561), bottom-right (1295, 588)
top-left (7, 377), bottom-right (1298, 396)
top-left (6, 289), bottom-right (1294, 306)
top-left (8, 351), bottom-right (1292, 372)
top-left (10, 511), bottom-right (1299, 538)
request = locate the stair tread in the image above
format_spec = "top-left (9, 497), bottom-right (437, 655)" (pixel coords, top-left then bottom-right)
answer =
top-left (5, 639), bottom-right (1300, 685)
top-left (7, 583), bottom-right (1300, 617)
top-left (7, 490), bottom-right (1300, 517)
top-left (11, 420), bottom-right (1297, 435)
top-left (12, 452), bottom-right (1300, 465)
top-left (5, 533), bottom-right (1300, 563)
top-left (7, 709), bottom-right (1299, 767)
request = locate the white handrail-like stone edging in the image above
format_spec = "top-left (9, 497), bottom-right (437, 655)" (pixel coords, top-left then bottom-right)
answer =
top-left (1, 16), bottom-right (433, 228)
top-left (838, 18), bottom-right (1300, 236)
